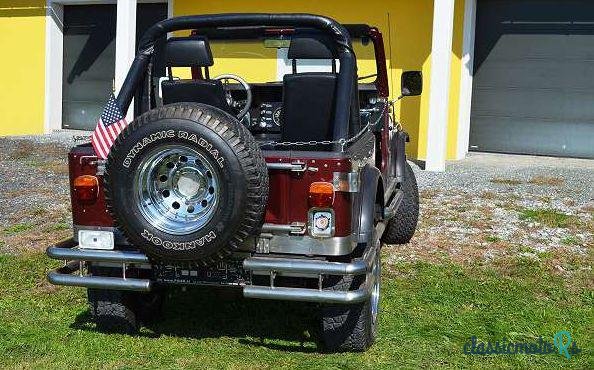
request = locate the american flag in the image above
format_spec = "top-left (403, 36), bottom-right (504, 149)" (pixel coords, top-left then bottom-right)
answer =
top-left (91, 94), bottom-right (128, 159)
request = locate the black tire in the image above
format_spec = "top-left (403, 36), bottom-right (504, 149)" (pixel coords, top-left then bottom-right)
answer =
top-left (87, 266), bottom-right (163, 330)
top-left (104, 103), bottom-right (268, 264)
top-left (320, 251), bottom-right (380, 352)
top-left (134, 289), bottom-right (165, 324)
top-left (87, 289), bottom-right (139, 334)
top-left (381, 162), bottom-right (419, 244)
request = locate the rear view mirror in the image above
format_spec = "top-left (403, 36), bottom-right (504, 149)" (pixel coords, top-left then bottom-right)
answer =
top-left (401, 71), bottom-right (422, 97)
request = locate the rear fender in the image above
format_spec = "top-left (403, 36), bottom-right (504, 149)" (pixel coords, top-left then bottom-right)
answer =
top-left (394, 130), bottom-right (409, 184)
top-left (355, 164), bottom-right (382, 244)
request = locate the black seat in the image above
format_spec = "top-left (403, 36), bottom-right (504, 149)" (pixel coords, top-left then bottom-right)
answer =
top-left (161, 36), bottom-right (230, 112)
top-left (281, 36), bottom-right (339, 149)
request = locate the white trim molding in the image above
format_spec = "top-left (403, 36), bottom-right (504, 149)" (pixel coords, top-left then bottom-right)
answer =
top-left (455, 0), bottom-right (477, 160)
top-left (44, 1), bottom-right (64, 133)
top-left (115, 0), bottom-right (137, 121)
top-left (425, 0), bottom-right (456, 171)
top-left (167, 0), bottom-right (173, 18)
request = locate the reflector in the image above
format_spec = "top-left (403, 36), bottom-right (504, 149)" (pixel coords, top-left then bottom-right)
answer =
top-left (308, 182), bottom-right (334, 208)
top-left (73, 175), bottom-right (99, 203)
top-left (78, 229), bottom-right (114, 250)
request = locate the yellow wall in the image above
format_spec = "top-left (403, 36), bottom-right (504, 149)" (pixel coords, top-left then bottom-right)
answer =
top-left (172, 0), bottom-right (466, 160)
top-left (0, 0), bottom-right (467, 157)
top-left (0, 1), bottom-right (46, 136)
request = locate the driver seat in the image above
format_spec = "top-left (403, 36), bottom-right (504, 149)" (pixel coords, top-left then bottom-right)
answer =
top-left (161, 36), bottom-right (231, 113)
top-left (281, 35), bottom-right (339, 149)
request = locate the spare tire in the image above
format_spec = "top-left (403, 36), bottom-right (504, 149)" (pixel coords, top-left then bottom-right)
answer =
top-left (104, 103), bottom-right (268, 264)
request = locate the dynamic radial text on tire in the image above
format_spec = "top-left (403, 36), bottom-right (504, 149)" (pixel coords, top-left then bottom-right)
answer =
top-left (104, 103), bottom-right (269, 264)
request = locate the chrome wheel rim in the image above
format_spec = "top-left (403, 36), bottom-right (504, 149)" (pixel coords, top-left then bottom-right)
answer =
top-left (134, 145), bottom-right (219, 235)
top-left (370, 243), bottom-right (381, 326)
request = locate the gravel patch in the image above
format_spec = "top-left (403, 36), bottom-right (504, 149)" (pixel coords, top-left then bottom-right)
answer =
top-left (0, 137), bottom-right (72, 254)
top-left (395, 153), bottom-right (593, 278)
top-left (7, 130), bottom-right (91, 148)
top-left (415, 152), bottom-right (594, 203)
top-left (0, 135), bottom-right (592, 279)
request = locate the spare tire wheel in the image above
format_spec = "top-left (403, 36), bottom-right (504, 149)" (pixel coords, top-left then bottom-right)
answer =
top-left (104, 103), bottom-right (268, 264)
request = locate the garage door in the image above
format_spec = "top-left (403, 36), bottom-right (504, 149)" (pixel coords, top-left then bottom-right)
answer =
top-left (62, 4), bottom-right (167, 130)
top-left (470, 0), bottom-right (594, 158)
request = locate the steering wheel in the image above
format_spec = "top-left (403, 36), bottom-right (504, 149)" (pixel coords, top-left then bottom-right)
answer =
top-left (213, 74), bottom-right (252, 120)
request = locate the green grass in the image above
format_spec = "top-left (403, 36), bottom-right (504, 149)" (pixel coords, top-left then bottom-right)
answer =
top-left (561, 236), bottom-right (580, 246)
top-left (0, 252), bottom-right (591, 369)
top-left (43, 222), bottom-right (70, 233)
top-left (485, 235), bottom-right (501, 243)
top-left (2, 222), bottom-right (34, 236)
top-left (518, 208), bottom-right (576, 228)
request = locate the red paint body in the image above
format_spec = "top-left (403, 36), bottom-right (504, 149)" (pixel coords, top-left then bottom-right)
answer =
top-left (69, 146), bottom-right (353, 237)
top-left (70, 26), bottom-right (392, 240)
top-left (69, 145), bottom-right (113, 227)
top-left (264, 155), bottom-right (352, 237)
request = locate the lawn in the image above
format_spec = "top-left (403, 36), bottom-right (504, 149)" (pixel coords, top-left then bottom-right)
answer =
top-left (0, 250), bottom-right (591, 369)
top-left (0, 140), bottom-right (592, 368)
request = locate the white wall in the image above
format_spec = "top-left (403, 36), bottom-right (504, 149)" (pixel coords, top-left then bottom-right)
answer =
top-left (44, 1), bottom-right (64, 133)
top-left (456, 0), bottom-right (477, 160)
top-left (425, 0), bottom-right (456, 171)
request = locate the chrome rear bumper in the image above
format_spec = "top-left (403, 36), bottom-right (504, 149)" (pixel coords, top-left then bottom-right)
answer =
top-left (243, 238), bottom-right (378, 304)
top-left (48, 261), bottom-right (152, 291)
top-left (46, 239), bottom-right (152, 292)
top-left (46, 236), bottom-right (378, 304)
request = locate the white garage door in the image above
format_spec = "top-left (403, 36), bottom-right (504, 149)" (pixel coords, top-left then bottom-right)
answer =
top-left (470, 0), bottom-right (594, 158)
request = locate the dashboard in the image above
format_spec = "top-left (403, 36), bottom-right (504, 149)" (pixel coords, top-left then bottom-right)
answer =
top-left (225, 82), bottom-right (284, 134)
top-left (225, 81), bottom-right (381, 135)
top-left (250, 102), bottom-right (283, 132)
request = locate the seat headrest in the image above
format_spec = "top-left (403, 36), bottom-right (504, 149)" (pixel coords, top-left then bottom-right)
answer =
top-left (164, 36), bottom-right (214, 67)
top-left (288, 36), bottom-right (338, 60)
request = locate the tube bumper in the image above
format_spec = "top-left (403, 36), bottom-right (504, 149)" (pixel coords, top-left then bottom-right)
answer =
top-left (243, 239), bottom-right (378, 304)
top-left (46, 237), bottom-right (378, 304)
top-left (46, 239), bottom-right (152, 292)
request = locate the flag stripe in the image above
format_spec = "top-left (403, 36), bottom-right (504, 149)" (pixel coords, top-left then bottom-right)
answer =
top-left (91, 131), bottom-right (107, 159)
top-left (91, 94), bottom-right (128, 159)
top-left (106, 122), bottom-right (118, 140)
top-left (93, 128), bottom-right (109, 158)
top-left (101, 119), bottom-right (115, 141)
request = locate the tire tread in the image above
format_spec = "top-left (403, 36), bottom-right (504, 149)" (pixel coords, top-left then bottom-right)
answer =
top-left (381, 162), bottom-right (419, 245)
top-left (104, 103), bottom-right (268, 265)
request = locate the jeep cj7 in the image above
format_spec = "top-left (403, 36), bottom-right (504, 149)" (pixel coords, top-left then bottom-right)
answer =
top-left (46, 13), bottom-right (421, 352)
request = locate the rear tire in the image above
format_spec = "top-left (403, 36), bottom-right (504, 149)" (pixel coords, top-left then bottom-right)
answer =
top-left (320, 249), bottom-right (381, 352)
top-left (87, 289), bottom-right (139, 334)
top-left (86, 266), bottom-right (163, 332)
top-left (382, 162), bottom-right (419, 244)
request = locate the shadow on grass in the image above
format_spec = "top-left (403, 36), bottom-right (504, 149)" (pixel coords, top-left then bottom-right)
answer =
top-left (70, 286), bottom-right (321, 353)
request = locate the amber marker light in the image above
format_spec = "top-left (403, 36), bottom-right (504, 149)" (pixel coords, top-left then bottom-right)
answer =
top-left (73, 175), bottom-right (99, 203)
top-left (308, 182), bottom-right (335, 208)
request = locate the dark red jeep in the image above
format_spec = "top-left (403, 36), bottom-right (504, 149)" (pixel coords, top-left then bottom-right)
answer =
top-left (47, 13), bottom-right (421, 352)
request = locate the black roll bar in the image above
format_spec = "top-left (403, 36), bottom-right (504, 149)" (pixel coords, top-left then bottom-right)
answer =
top-left (116, 13), bottom-right (356, 141)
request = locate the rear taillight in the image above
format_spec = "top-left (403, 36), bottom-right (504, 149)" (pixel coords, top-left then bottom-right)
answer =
top-left (308, 182), bottom-right (334, 208)
top-left (308, 182), bottom-right (335, 237)
top-left (73, 175), bottom-right (99, 203)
